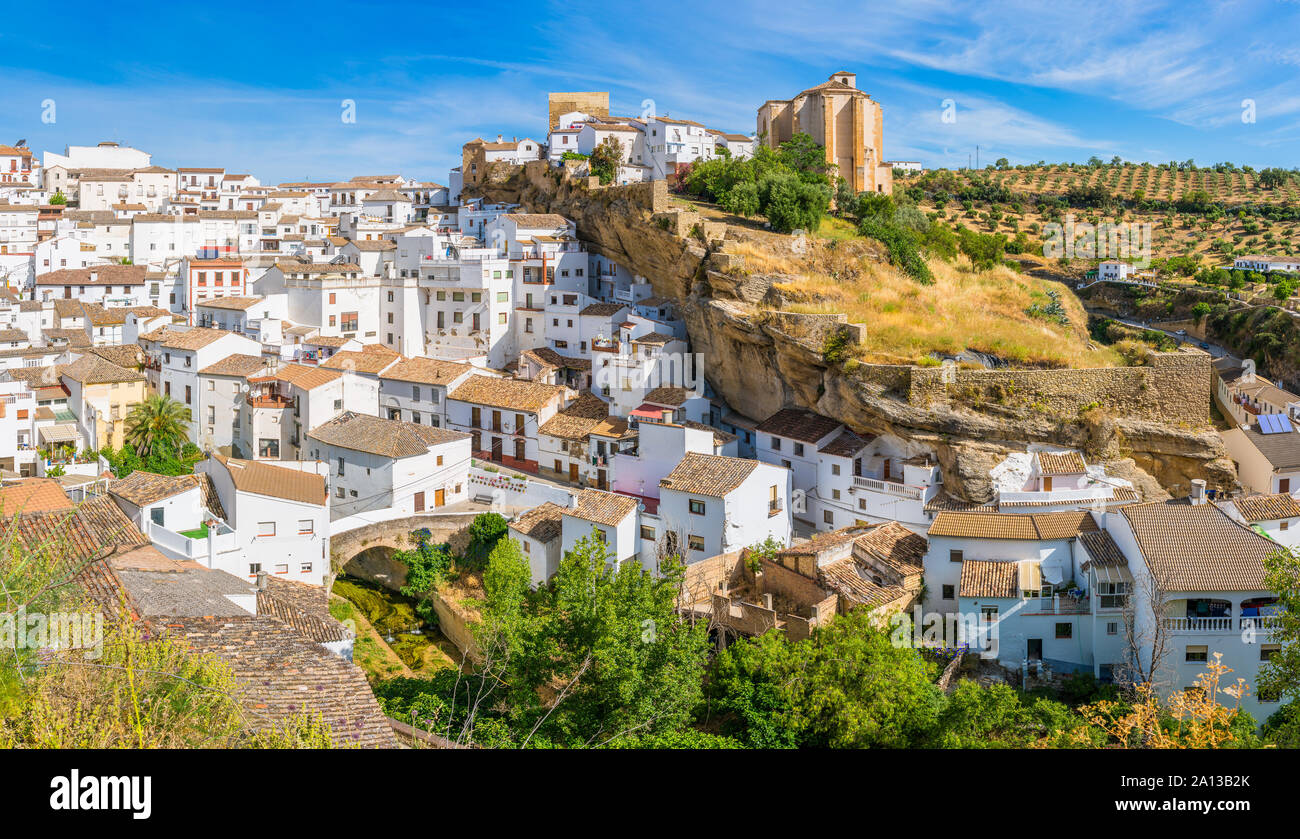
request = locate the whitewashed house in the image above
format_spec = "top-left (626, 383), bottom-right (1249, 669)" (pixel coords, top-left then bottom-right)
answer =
top-left (509, 502), bottom-right (566, 586)
top-left (446, 374), bottom-right (569, 473)
top-left (306, 411), bottom-right (471, 520)
top-left (378, 356), bottom-right (475, 427)
top-left (198, 454), bottom-right (331, 586)
top-left (561, 488), bottom-right (643, 573)
top-left (657, 452), bottom-right (792, 564)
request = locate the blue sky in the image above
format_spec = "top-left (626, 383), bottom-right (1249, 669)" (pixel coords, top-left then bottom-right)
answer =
top-left (2, 0), bottom-right (1298, 184)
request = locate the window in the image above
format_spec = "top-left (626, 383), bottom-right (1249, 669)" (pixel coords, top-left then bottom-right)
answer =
top-left (1097, 581), bottom-right (1129, 609)
top-left (689, 499), bottom-right (705, 515)
top-left (1261, 644), bottom-right (1280, 662)
top-left (300, 563), bottom-right (313, 574)
top-left (831, 463), bottom-right (840, 476)
top-left (793, 443), bottom-right (804, 457)
top-left (337, 457), bottom-right (345, 476)
top-left (950, 549), bottom-right (963, 563)
top-left (1106, 622), bottom-right (1118, 636)
top-left (687, 534), bottom-right (705, 552)
top-left (1055, 622), bottom-right (1073, 639)
top-left (275, 564), bottom-right (288, 575)
top-left (248, 563), bottom-right (262, 575)
top-left (1185, 645), bottom-right (1208, 663)
top-left (150, 507), bottom-right (165, 526)
top-left (1283, 521), bottom-right (1291, 531)
top-left (341, 312), bottom-right (358, 332)
top-left (640, 525), bottom-right (655, 540)
top-left (258, 521), bottom-right (276, 537)
top-left (941, 584), bottom-right (955, 599)
top-left (823, 510), bottom-right (834, 524)
top-left (298, 519), bottom-right (314, 535)
top-left (770, 437), bottom-right (781, 451)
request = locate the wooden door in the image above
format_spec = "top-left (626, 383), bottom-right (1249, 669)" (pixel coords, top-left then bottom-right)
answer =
top-left (434, 488), bottom-right (445, 507)
top-left (568, 463), bottom-right (579, 482)
top-left (414, 491), bottom-right (425, 512)
top-left (491, 437), bottom-right (503, 461)
top-left (514, 438), bottom-right (526, 462)
top-left (597, 469), bottom-right (607, 490)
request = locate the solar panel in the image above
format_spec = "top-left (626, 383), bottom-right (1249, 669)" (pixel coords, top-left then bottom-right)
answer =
top-left (1259, 414), bottom-right (1292, 434)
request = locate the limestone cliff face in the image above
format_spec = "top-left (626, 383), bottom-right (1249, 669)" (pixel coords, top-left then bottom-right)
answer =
top-left (469, 167), bottom-right (1236, 501)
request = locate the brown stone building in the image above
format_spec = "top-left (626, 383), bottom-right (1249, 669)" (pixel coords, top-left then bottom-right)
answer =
top-left (757, 71), bottom-right (891, 195)
top-left (548, 91), bottom-right (610, 132)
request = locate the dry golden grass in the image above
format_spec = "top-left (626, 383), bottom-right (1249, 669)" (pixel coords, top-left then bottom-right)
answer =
top-left (726, 234), bottom-right (1119, 368)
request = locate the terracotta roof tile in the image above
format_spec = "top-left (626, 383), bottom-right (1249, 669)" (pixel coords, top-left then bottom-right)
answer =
top-left (199, 353), bottom-right (267, 377)
top-left (1036, 451), bottom-right (1088, 475)
top-left (60, 354), bottom-right (145, 385)
top-left (928, 510), bottom-right (1098, 541)
top-left (756, 407), bottom-right (842, 443)
top-left (958, 559), bottom-right (1020, 598)
top-left (307, 411), bottom-right (469, 458)
top-left (109, 471), bottom-right (200, 507)
top-left (509, 502), bottom-right (565, 543)
top-left (660, 452), bottom-right (758, 497)
top-left (449, 375), bottom-right (566, 413)
top-left (212, 455), bottom-right (326, 506)
top-left (0, 478), bottom-right (73, 514)
top-left (380, 356), bottom-right (472, 386)
top-left (1120, 500), bottom-right (1275, 591)
top-left (1234, 493), bottom-right (1300, 523)
top-left (569, 489), bottom-right (638, 527)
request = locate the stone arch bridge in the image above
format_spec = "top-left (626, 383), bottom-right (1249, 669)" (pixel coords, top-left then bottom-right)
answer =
top-left (328, 512), bottom-right (482, 591)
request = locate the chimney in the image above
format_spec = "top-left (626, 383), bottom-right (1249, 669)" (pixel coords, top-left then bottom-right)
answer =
top-left (256, 569), bottom-right (269, 590)
top-left (88, 271), bottom-right (97, 282)
top-left (763, 592), bottom-right (773, 610)
top-left (1190, 478), bottom-right (1207, 506)
top-left (497, 134), bottom-right (504, 144)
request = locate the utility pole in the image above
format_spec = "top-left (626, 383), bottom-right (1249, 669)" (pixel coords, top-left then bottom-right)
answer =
top-left (976, 145), bottom-right (980, 169)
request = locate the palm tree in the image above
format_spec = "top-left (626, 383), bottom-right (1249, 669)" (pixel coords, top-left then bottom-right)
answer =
top-left (124, 394), bottom-right (191, 458)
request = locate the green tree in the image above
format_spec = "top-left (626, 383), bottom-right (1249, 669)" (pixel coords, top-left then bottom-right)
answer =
top-left (397, 538), bottom-right (454, 622)
top-left (48, 190), bottom-right (67, 205)
top-left (124, 394), bottom-right (191, 459)
top-left (588, 136), bottom-right (623, 185)
top-left (721, 181), bottom-right (760, 217)
top-left (1259, 547), bottom-right (1300, 702)
top-left (462, 512), bottom-right (508, 571)
top-left (707, 609), bottom-right (943, 748)
top-left (758, 172), bottom-right (830, 233)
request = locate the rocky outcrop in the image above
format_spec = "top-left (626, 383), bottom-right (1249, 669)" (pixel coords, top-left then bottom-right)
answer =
top-left (468, 168), bottom-right (1237, 500)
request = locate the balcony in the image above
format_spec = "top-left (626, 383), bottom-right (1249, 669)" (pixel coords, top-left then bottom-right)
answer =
top-left (1162, 617), bottom-right (1235, 633)
top-left (246, 393), bottom-right (292, 408)
top-left (1021, 596), bottom-right (1090, 615)
top-left (851, 475), bottom-right (924, 501)
top-left (1239, 616), bottom-right (1280, 632)
top-left (148, 519), bottom-right (238, 562)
